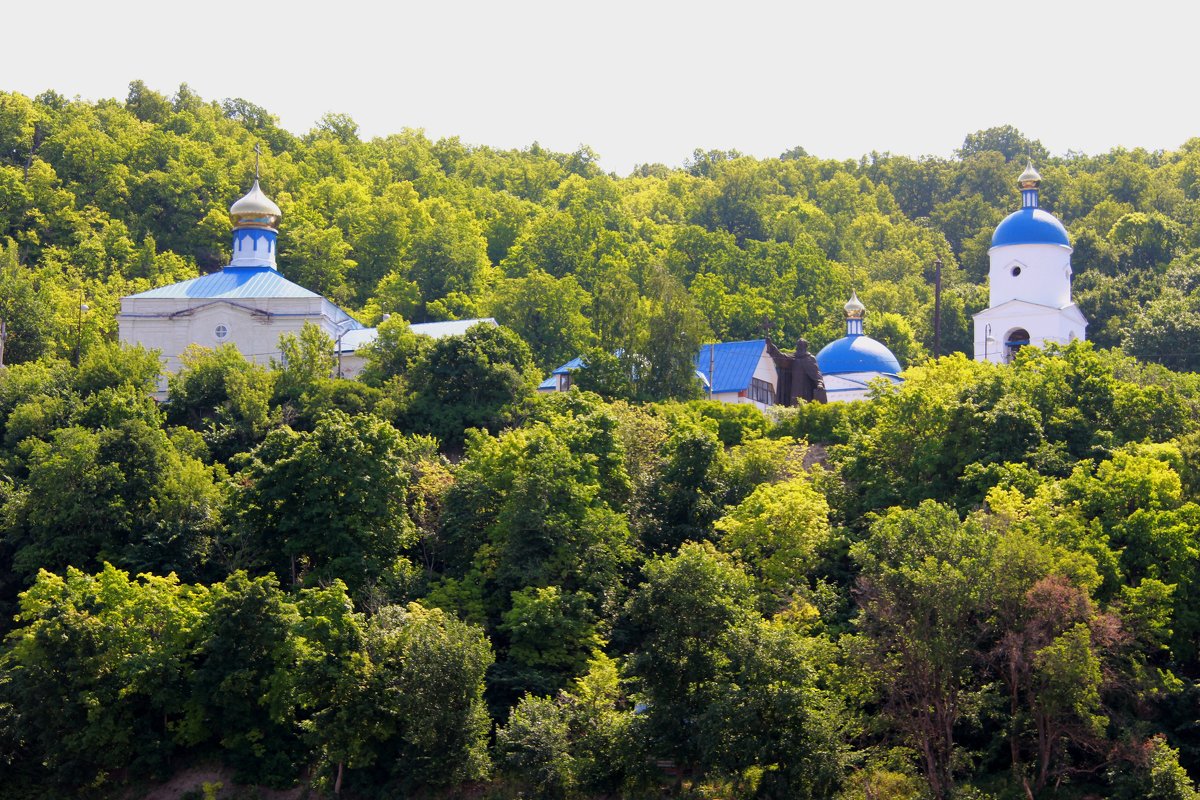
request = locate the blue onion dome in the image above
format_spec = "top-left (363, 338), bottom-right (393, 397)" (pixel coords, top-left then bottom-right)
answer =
top-left (817, 334), bottom-right (902, 376)
top-left (991, 160), bottom-right (1070, 248)
top-left (991, 208), bottom-right (1070, 248)
top-left (230, 179), bottom-right (282, 230)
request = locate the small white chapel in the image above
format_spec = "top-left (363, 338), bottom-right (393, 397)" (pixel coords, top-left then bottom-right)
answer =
top-left (973, 162), bottom-right (1087, 362)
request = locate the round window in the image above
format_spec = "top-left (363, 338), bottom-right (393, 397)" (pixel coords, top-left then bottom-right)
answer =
top-left (214, 324), bottom-right (229, 341)
top-left (1011, 266), bottom-right (1022, 277)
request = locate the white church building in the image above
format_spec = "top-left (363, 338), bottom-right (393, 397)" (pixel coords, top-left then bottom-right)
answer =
top-left (974, 162), bottom-right (1087, 362)
top-left (118, 175), bottom-right (493, 388)
top-left (118, 178), bottom-right (367, 388)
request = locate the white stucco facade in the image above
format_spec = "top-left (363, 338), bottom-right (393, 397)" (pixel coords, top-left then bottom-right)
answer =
top-left (118, 295), bottom-right (358, 391)
top-left (973, 299), bottom-right (1087, 364)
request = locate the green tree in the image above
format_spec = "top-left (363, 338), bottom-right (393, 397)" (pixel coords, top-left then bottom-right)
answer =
top-left (716, 474), bottom-right (833, 607)
top-left (0, 238), bottom-right (51, 365)
top-left (851, 502), bottom-right (992, 800)
top-left (278, 217), bottom-right (355, 304)
top-left (7, 419), bottom-right (222, 583)
top-left (635, 267), bottom-right (709, 401)
top-left (624, 542), bottom-right (756, 776)
top-left (492, 269), bottom-right (595, 372)
top-left (408, 198), bottom-right (490, 318)
top-left (357, 314), bottom-right (432, 386)
top-left (166, 343), bottom-right (277, 460)
top-left (640, 424), bottom-right (728, 553)
top-left (272, 321), bottom-right (336, 406)
top-left (496, 653), bottom-right (642, 798)
top-left (572, 347), bottom-right (639, 401)
top-left (0, 564), bottom-right (205, 790)
top-left (495, 694), bottom-right (577, 798)
top-left (186, 572), bottom-right (304, 785)
top-left (498, 586), bottom-right (604, 699)
top-left (404, 323), bottom-right (537, 445)
top-left (867, 311), bottom-right (926, 368)
top-left (1122, 289), bottom-right (1200, 373)
top-left (1029, 622), bottom-right (1108, 793)
top-left (358, 603), bottom-right (494, 791)
top-left (958, 125), bottom-right (1048, 163)
top-left (703, 618), bottom-right (848, 798)
top-left (232, 410), bottom-right (417, 598)
top-left (273, 581), bottom-right (373, 795)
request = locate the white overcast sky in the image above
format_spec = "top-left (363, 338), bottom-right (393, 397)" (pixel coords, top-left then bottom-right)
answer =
top-left (5, 0), bottom-right (1197, 174)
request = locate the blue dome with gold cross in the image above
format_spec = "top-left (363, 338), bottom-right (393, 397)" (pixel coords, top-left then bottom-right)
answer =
top-left (816, 291), bottom-right (902, 376)
top-left (990, 161), bottom-right (1071, 249)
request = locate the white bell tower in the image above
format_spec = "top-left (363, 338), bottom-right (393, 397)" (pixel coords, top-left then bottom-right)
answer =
top-left (974, 161), bottom-right (1087, 363)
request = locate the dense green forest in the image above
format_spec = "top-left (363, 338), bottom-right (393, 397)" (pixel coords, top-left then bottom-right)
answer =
top-left (1, 83), bottom-right (1200, 799)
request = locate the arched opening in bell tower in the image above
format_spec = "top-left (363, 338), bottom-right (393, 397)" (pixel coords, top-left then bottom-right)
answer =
top-left (1004, 328), bottom-right (1030, 363)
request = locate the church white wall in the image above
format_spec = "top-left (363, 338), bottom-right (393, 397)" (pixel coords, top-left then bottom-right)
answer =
top-left (704, 390), bottom-right (771, 410)
top-left (337, 352), bottom-right (366, 380)
top-left (973, 301), bottom-right (1086, 363)
top-left (988, 243), bottom-right (1073, 308)
top-left (118, 296), bottom-right (349, 377)
top-left (751, 348), bottom-right (779, 391)
top-left (823, 372), bottom-right (902, 403)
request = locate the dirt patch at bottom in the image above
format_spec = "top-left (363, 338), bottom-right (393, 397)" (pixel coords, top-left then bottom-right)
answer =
top-left (131, 766), bottom-right (309, 800)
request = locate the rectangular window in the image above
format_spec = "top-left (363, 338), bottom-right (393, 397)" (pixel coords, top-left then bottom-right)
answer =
top-left (747, 377), bottom-right (775, 405)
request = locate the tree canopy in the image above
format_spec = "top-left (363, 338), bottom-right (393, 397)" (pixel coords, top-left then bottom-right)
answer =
top-left (2, 83), bottom-right (1200, 799)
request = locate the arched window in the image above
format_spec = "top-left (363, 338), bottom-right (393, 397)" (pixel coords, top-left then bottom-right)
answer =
top-left (1004, 328), bottom-right (1030, 363)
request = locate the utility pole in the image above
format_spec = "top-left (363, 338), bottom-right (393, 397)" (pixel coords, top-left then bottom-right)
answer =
top-left (74, 292), bottom-right (89, 366)
top-left (932, 256), bottom-right (943, 358)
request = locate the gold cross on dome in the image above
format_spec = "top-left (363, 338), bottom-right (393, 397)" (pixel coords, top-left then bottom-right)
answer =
top-left (254, 143), bottom-right (261, 179)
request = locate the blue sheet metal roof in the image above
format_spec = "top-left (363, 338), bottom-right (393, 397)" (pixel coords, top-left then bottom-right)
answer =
top-left (541, 342), bottom-right (767, 394)
top-left (538, 356), bottom-right (585, 390)
top-left (991, 208), bottom-right (1070, 248)
top-left (127, 266), bottom-right (321, 300)
top-left (816, 334), bottom-right (901, 376)
top-left (693, 340), bottom-right (767, 394)
top-left (551, 356), bottom-right (585, 375)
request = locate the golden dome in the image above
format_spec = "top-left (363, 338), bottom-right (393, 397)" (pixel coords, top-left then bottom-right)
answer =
top-left (1018, 159), bottom-right (1042, 189)
top-left (844, 290), bottom-right (866, 319)
top-left (229, 179), bottom-right (282, 230)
